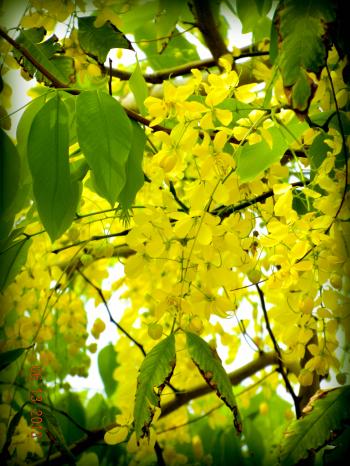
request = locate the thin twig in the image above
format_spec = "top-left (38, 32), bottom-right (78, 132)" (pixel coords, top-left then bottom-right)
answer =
top-left (108, 58), bottom-right (112, 96)
top-left (107, 51), bottom-right (269, 84)
top-left (255, 284), bottom-right (300, 417)
top-left (51, 230), bottom-right (130, 254)
top-left (212, 180), bottom-right (309, 220)
top-left (154, 441), bottom-right (166, 466)
top-left (169, 181), bottom-right (189, 213)
top-left (78, 270), bottom-right (180, 394)
top-left (325, 64), bottom-right (349, 232)
top-left (78, 269), bottom-right (146, 356)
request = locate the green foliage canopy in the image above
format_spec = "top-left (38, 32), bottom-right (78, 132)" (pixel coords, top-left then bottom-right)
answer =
top-left (0, 1), bottom-right (349, 465)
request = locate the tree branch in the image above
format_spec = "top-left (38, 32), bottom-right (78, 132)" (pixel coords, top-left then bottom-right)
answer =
top-left (30, 352), bottom-right (279, 465)
top-left (32, 423), bottom-right (115, 466)
top-left (154, 441), bottom-right (166, 466)
top-left (169, 181), bottom-right (189, 213)
top-left (298, 333), bottom-right (320, 412)
top-left (78, 269), bottom-right (147, 356)
top-left (51, 231), bottom-right (130, 254)
top-left (108, 50), bottom-right (269, 84)
top-left (256, 284), bottom-right (301, 418)
top-left (212, 180), bottom-right (310, 220)
top-left (0, 27), bottom-right (171, 135)
top-left (192, 0), bottom-right (229, 63)
top-left (0, 27), bottom-right (71, 87)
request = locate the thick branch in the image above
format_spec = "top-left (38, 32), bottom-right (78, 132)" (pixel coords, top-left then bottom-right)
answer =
top-left (192, 0), bottom-right (229, 63)
top-left (160, 351), bottom-right (279, 418)
top-left (109, 58), bottom-right (216, 83)
top-left (108, 50), bottom-right (268, 83)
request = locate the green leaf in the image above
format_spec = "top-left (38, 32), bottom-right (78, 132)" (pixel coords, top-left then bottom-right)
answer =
top-left (98, 344), bottom-right (118, 397)
top-left (236, 0), bottom-right (272, 42)
top-left (129, 61), bottom-right (148, 116)
top-left (254, 0), bottom-right (273, 16)
top-left (133, 334), bottom-right (176, 440)
top-left (0, 129), bottom-right (21, 238)
top-left (269, 8), bottom-right (279, 64)
top-left (0, 237), bottom-right (32, 292)
top-left (41, 406), bottom-right (76, 465)
top-left (291, 69), bottom-right (312, 111)
top-left (77, 452), bottom-right (99, 466)
top-left (76, 90), bottom-right (132, 206)
top-left (0, 129), bottom-right (20, 220)
top-left (276, 0), bottom-right (335, 111)
top-left (86, 393), bottom-right (119, 430)
top-left (78, 16), bottom-right (133, 66)
top-left (27, 93), bottom-right (80, 241)
top-left (155, 0), bottom-right (187, 53)
top-left (308, 132), bottom-right (329, 175)
top-left (13, 28), bottom-right (74, 85)
top-left (278, 386), bottom-right (350, 466)
top-left (215, 427), bottom-right (245, 465)
top-left (55, 392), bottom-right (86, 444)
top-left (0, 346), bottom-right (32, 372)
top-left (16, 93), bottom-right (49, 176)
top-left (236, 135), bottom-right (279, 183)
top-left (70, 159), bottom-right (89, 183)
top-left (240, 391), bottom-right (292, 464)
top-left (185, 332), bottom-right (242, 434)
top-left (8, 96), bottom-right (51, 235)
top-left (133, 23), bottom-right (200, 71)
top-left (236, 118), bottom-right (309, 182)
top-left (118, 121), bottom-right (146, 210)
top-left (0, 403), bottom-right (26, 461)
top-left (322, 425), bottom-right (350, 466)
